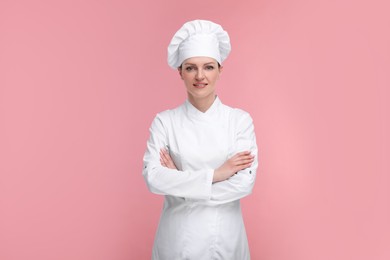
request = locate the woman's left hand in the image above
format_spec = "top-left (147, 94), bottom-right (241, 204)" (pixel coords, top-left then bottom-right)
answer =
top-left (160, 149), bottom-right (177, 170)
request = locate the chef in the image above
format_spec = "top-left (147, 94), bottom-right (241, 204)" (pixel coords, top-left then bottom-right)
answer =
top-left (143, 19), bottom-right (258, 260)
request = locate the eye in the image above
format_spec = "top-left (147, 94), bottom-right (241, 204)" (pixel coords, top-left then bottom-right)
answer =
top-left (205, 65), bottom-right (215, 70)
top-left (185, 66), bottom-right (195, 72)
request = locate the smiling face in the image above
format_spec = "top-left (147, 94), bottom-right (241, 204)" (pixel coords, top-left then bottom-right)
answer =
top-left (179, 56), bottom-right (223, 103)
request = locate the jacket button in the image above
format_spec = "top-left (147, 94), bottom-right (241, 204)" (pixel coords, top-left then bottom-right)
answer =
top-left (249, 170), bottom-right (252, 174)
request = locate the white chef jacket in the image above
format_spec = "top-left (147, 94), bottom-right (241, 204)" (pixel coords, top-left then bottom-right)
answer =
top-left (143, 96), bottom-right (258, 260)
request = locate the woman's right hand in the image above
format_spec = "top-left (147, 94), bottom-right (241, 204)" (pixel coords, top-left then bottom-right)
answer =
top-left (213, 151), bottom-right (254, 183)
top-left (160, 148), bottom-right (178, 170)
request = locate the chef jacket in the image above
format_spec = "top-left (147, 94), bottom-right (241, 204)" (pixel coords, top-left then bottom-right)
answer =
top-left (143, 96), bottom-right (258, 260)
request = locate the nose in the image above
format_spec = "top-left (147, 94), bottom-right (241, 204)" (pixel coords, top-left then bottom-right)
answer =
top-left (195, 69), bottom-right (204, 80)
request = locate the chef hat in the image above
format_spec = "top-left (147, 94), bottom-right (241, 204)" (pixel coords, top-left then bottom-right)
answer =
top-left (167, 20), bottom-right (231, 69)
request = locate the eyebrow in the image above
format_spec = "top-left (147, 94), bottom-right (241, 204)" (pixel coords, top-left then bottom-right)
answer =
top-left (183, 62), bottom-right (216, 66)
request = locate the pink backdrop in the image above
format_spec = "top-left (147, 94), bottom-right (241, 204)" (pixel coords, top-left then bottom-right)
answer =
top-left (1, 0), bottom-right (389, 259)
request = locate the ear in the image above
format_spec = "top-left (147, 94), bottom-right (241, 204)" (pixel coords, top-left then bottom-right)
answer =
top-left (178, 67), bottom-right (183, 80)
top-left (217, 65), bottom-right (223, 79)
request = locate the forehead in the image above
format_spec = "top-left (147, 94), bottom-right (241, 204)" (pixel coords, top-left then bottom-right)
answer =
top-left (182, 56), bottom-right (218, 66)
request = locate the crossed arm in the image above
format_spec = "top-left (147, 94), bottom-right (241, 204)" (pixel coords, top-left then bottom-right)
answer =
top-left (160, 148), bottom-right (255, 183)
top-left (143, 112), bottom-right (258, 203)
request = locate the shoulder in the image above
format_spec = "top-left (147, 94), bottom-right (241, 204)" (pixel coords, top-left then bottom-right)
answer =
top-left (153, 102), bottom-right (185, 124)
top-left (224, 106), bottom-right (255, 138)
top-left (223, 104), bottom-right (253, 124)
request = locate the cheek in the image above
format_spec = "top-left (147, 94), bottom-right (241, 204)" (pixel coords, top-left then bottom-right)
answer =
top-left (183, 73), bottom-right (193, 80)
top-left (210, 73), bottom-right (220, 83)
top-left (183, 77), bottom-right (193, 87)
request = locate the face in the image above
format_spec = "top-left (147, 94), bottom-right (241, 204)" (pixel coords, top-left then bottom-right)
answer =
top-left (178, 56), bottom-right (223, 102)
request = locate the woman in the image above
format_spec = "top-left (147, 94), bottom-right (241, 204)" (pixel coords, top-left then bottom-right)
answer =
top-left (143, 20), bottom-right (258, 260)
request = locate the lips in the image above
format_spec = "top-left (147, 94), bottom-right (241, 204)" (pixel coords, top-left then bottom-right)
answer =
top-left (193, 83), bottom-right (208, 88)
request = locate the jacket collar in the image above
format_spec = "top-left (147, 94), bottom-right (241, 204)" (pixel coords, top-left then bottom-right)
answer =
top-left (184, 95), bottom-right (222, 121)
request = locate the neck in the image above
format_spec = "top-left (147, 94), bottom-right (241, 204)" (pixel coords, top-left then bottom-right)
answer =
top-left (188, 94), bottom-right (216, 113)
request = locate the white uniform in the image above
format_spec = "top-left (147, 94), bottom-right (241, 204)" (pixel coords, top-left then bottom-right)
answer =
top-left (143, 97), bottom-right (258, 260)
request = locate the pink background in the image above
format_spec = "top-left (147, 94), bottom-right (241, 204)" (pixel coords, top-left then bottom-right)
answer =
top-left (1, 0), bottom-right (389, 259)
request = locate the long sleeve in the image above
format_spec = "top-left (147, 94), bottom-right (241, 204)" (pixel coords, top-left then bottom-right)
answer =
top-left (209, 112), bottom-right (258, 204)
top-left (142, 114), bottom-right (214, 200)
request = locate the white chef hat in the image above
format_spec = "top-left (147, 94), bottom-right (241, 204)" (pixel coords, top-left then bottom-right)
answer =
top-left (167, 20), bottom-right (231, 69)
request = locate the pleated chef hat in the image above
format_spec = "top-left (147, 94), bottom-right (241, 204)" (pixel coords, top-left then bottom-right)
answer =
top-left (167, 20), bottom-right (231, 69)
